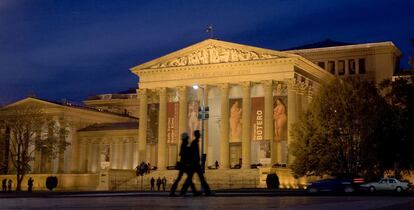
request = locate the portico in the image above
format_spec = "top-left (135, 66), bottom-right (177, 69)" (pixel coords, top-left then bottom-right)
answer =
top-left (131, 39), bottom-right (332, 170)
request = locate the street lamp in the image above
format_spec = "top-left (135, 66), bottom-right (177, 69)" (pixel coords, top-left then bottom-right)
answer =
top-left (192, 84), bottom-right (209, 173)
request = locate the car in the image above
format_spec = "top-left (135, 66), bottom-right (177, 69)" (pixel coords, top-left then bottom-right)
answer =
top-left (360, 178), bottom-right (410, 193)
top-left (307, 178), bottom-right (363, 193)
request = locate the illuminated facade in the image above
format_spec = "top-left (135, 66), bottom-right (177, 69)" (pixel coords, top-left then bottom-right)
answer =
top-left (0, 39), bottom-right (401, 190)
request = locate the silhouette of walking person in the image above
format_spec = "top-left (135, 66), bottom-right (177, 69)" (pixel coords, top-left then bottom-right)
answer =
top-left (7, 179), bottom-right (12, 192)
top-left (156, 177), bottom-right (162, 191)
top-left (1, 179), bottom-right (6, 192)
top-left (180, 130), bottom-right (211, 196)
top-left (161, 176), bottom-right (167, 191)
top-left (169, 133), bottom-right (198, 196)
top-left (27, 177), bottom-right (34, 192)
top-left (150, 177), bottom-right (155, 191)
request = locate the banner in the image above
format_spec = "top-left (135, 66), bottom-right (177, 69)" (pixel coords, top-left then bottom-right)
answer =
top-left (273, 96), bottom-right (288, 141)
top-left (187, 100), bottom-right (200, 140)
top-left (146, 104), bottom-right (159, 144)
top-left (251, 97), bottom-right (264, 141)
top-left (229, 98), bottom-right (242, 143)
top-left (167, 102), bottom-right (179, 144)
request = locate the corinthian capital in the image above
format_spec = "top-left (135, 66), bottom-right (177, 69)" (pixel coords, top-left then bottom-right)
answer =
top-left (262, 80), bottom-right (273, 89)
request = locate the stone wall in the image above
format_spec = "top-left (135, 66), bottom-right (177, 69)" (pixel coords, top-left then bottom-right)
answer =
top-left (0, 174), bottom-right (99, 191)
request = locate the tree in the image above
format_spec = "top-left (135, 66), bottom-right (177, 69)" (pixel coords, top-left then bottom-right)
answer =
top-left (380, 76), bottom-right (414, 176)
top-left (0, 105), bottom-right (69, 191)
top-left (291, 77), bottom-right (393, 178)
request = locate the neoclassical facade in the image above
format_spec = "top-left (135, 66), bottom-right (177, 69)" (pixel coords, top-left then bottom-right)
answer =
top-left (0, 39), bottom-right (402, 191)
top-left (130, 39), bottom-right (333, 169)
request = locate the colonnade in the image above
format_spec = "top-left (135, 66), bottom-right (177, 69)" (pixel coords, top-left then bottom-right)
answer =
top-left (78, 137), bottom-right (138, 173)
top-left (138, 75), bottom-right (314, 170)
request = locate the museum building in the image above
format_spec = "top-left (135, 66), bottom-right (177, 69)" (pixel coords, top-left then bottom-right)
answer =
top-left (0, 39), bottom-right (401, 190)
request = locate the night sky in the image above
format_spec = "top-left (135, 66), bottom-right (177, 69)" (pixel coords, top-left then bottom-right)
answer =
top-left (1, 0), bottom-right (413, 105)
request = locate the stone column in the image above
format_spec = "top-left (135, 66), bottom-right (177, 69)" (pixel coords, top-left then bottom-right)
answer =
top-left (110, 140), bottom-right (115, 169)
top-left (128, 139), bottom-right (134, 169)
top-left (219, 83), bottom-right (230, 169)
top-left (177, 86), bottom-right (188, 156)
top-left (98, 143), bottom-right (104, 171)
top-left (79, 138), bottom-right (87, 172)
top-left (70, 124), bottom-right (81, 173)
top-left (203, 85), bottom-right (209, 163)
top-left (241, 82), bottom-right (251, 169)
top-left (157, 87), bottom-right (168, 169)
top-left (87, 140), bottom-right (94, 172)
top-left (263, 80), bottom-right (276, 164)
top-left (118, 139), bottom-right (125, 169)
top-left (57, 121), bottom-right (67, 173)
top-left (138, 89), bottom-right (148, 163)
top-left (34, 130), bottom-right (42, 173)
top-left (287, 79), bottom-right (298, 165)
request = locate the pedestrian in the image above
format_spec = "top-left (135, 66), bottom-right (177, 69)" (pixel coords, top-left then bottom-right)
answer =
top-left (27, 177), bottom-right (34, 192)
top-left (161, 176), bottom-right (167, 191)
top-left (215, 160), bottom-right (219, 169)
top-left (169, 133), bottom-right (198, 196)
top-left (156, 177), bottom-right (162, 191)
top-left (150, 177), bottom-right (155, 191)
top-left (180, 130), bottom-right (211, 196)
top-left (1, 179), bottom-right (6, 192)
top-left (7, 179), bottom-right (12, 192)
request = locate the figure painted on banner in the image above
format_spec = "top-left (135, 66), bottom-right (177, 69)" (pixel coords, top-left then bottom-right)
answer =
top-left (229, 101), bottom-right (242, 142)
top-left (273, 98), bottom-right (287, 141)
top-left (188, 101), bottom-right (199, 139)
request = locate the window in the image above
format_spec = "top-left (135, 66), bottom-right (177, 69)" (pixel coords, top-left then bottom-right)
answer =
top-left (338, 60), bottom-right (345, 75)
top-left (348, 59), bottom-right (356, 75)
top-left (328, 61), bottom-right (336, 74)
top-left (389, 179), bottom-right (396, 184)
top-left (359, 58), bottom-right (366, 74)
top-left (317, 62), bottom-right (325, 69)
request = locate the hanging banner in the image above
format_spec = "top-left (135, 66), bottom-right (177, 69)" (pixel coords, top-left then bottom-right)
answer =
top-left (229, 98), bottom-right (242, 143)
top-left (187, 100), bottom-right (200, 140)
top-left (146, 104), bottom-right (159, 144)
top-left (167, 102), bottom-right (179, 144)
top-left (273, 96), bottom-right (288, 141)
top-left (251, 97), bottom-right (264, 141)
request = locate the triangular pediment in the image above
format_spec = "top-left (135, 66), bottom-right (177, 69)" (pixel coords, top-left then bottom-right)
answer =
top-left (2, 97), bottom-right (62, 110)
top-left (131, 39), bottom-right (296, 72)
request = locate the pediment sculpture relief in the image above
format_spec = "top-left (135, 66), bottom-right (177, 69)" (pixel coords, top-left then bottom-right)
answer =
top-left (149, 45), bottom-right (285, 69)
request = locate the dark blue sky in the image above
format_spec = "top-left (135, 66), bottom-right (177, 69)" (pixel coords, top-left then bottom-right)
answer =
top-left (1, 0), bottom-right (413, 105)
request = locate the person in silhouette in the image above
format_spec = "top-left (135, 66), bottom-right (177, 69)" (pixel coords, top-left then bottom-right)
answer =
top-left (27, 177), bottom-right (34, 192)
top-left (156, 177), bottom-right (162, 191)
top-left (169, 133), bottom-right (197, 196)
top-left (161, 177), bottom-right (167, 191)
top-left (180, 130), bottom-right (211, 196)
top-left (150, 177), bottom-right (155, 191)
top-left (7, 179), bottom-right (12, 192)
top-left (1, 179), bottom-right (6, 192)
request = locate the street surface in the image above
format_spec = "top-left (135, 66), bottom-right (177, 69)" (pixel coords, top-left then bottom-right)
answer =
top-left (1, 192), bottom-right (414, 210)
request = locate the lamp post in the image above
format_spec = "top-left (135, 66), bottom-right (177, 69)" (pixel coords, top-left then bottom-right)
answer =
top-left (192, 85), bottom-right (208, 173)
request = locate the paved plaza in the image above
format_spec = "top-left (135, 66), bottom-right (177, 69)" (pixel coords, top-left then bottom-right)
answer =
top-left (1, 193), bottom-right (414, 210)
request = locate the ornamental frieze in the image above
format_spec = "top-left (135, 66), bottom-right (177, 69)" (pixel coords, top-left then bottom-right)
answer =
top-left (148, 45), bottom-right (285, 69)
